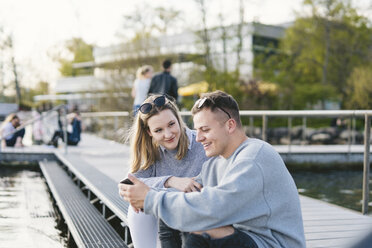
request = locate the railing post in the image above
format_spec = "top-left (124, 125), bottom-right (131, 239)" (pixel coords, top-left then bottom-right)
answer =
top-left (249, 117), bottom-right (254, 137)
top-left (114, 116), bottom-right (118, 132)
top-left (347, 117), bottom-right (352, 154)
top-left (63, 106), bottom-right (68, 154)
top-left (103, 117), bottom-right (107, 139)
top-left (302, 117), bottom-right (307, 144)
top-left (352, 117), bottom-right (356, 145)
top-left (288, 117), bottom-right (292, 153)
top-left (262, 115), bottom-right (267, 141)
top-left (362, 114), bottom-right (370, 215)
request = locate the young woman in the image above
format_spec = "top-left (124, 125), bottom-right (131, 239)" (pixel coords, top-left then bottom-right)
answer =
top-left (131, 65), bottom-right (153, 116)
top-left (0, 113), bottom-right (25, 148)
top-left (125, 94), bottom-right (208, 248)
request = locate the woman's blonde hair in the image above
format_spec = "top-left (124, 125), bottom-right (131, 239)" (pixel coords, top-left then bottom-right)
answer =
top-left (136, 65), bottom-right (153, 80)
top-left (0, 113), bottom-right (18, 131)
top-left (128, 95), bottom-right (189, 173)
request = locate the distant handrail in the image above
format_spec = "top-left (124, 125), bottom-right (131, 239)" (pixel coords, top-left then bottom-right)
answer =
top-left (80, 109), bottom-right (372, 117)
top-left (0, 104), bottom-right (68, 153)
top-left (182, 109), bottom-right (372, 117)
top-left (81, 111), bottom-right (130, 118)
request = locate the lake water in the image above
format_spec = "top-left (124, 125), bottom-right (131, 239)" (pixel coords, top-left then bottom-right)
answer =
top-left (0, 167), bottom-right (66, 248)
top-left (291, 169), bottom-right (372, 214)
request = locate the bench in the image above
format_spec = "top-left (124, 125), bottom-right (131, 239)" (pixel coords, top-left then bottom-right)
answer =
top-left (40, 160), bottom-right (128, 248)
top-left (53, 152), bottom-right (131, 242)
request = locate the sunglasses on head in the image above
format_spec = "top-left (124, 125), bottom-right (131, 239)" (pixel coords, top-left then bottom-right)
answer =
top-left (139, 95), bottom-right (166, 114)
top-left (196, 97), bottom-right (231, 119)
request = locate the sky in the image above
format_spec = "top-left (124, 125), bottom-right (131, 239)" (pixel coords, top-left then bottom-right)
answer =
top-left (0, 0), bottom-right (371, 91)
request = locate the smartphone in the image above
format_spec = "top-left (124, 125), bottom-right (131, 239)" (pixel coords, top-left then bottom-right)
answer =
top-left (120, 178), bottom-right (134, 185)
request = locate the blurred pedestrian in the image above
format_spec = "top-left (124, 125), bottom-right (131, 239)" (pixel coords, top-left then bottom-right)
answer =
top-left (48, 110), bottom-right (82, 147)
top-left (32, 106), bottom-right (44, 145)
top-left (132, 65), bottom-right (153, 115)
top-left (148, 59), bottom-right (178, 102)
top-left (0, 113), bottom-right (25, 148)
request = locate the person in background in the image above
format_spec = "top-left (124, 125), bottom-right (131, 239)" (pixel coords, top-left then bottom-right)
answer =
top-left (32, 106), bottom-right (44, 145)
top-left (123, 94), bottom-right (208, 248)
top-left (148, 59), bottom-right (178, 102)
top-left (119, 90), bottom-right (306, 248)
top-left (132, 65), bottom-right (153, 116)
top-left (0, 113), bottom-right (25, 148)
top-left (48, 110), bottom-right (82, 147)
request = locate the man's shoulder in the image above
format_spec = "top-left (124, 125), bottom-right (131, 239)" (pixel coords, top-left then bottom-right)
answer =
top-left (168, 73), bottom-right (177, 82)
top-left (233, 138), bottom-right (268, 162)
top-left (151, 73), bottom-right (163, 81)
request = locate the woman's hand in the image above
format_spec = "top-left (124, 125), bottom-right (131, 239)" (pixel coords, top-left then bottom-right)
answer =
top-left (165, 177), bottom-right (202, 193)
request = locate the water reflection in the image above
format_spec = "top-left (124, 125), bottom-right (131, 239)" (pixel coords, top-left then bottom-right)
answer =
top-left (0, 167), bottom-right (65, 248)
top-left (291, 170), bottom-right (371, 214)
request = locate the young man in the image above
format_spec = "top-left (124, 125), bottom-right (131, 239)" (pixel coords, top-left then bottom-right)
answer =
top-left (147, 59), bottom-right (178, 102)
top-left (119, 91), bottom-right (306, 248)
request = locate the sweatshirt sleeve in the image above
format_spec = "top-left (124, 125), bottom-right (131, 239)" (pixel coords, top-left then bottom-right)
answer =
top-left (144, 159), bottom-right (270, 232)
top-left (133, 165), bottom-right (171, 188)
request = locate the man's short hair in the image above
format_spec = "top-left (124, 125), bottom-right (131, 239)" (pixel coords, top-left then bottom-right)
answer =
top-left (162, 60), bottom-right (172, 70)
top-left (192, 90), bottom-right (242, 127)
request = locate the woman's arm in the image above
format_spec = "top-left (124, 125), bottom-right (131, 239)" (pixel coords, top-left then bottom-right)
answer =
top-left (164, 176), bottom-right (202, 192)
top-left (133, 166), bottom-right (172, 188)
top-left (131, 80), bottom-right (137, 98)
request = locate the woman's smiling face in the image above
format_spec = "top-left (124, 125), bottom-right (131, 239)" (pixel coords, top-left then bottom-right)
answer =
top-left (147, 109), bottom-right (181, 150)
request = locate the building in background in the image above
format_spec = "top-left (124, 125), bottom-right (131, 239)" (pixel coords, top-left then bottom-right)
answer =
top-left (35, 22), bottom-right (286, 111)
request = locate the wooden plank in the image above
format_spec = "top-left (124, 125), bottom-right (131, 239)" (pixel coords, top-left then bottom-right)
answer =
top-left (306, 237), bottom-right (353, 248)
top-left (304, 224), bottom-right (372, 233)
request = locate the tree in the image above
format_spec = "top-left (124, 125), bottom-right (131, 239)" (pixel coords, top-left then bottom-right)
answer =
top-left (255, 0), bottom-right (372, 109)
top-left (58, 38), bottom-right (94, 77)
top-left (95, 6), bottom-right (183, 111)
top-left (345, 65), bottom-right (372, 109)
top-left (195, 0), bottom-right (212, 69)
top-left (0, 28), bottom-right (22, 106)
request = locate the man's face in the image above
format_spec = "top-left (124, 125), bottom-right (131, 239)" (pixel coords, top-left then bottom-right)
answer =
top-left (193, 108), bottom-right (230, 158)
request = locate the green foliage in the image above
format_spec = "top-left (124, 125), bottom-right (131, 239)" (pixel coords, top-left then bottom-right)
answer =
top-left (255, 0), bottom-right (372, 109)
top-left (59, 38), bottom-right (94, 77)
top-left (19, 81), bottom-right (50, 109)
top-left (346, 65), bottom-right (372, 109)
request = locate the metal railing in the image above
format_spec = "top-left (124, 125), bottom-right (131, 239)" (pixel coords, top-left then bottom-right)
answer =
top-left (0, 104), bottom-right (69, 154)
top-left (81, 109), bottom-right (372, 215)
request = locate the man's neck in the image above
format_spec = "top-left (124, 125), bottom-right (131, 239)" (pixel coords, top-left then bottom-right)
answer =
top-left (221, 131), bottom-right (248, 159)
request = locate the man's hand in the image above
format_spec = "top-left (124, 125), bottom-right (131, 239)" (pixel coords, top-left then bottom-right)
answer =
top-left (118, 174), bottom-right (150, 213)
top-left (165, 176), bottom-right (203, 192)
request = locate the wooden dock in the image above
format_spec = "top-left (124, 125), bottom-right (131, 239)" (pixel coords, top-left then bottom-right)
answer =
top-left (2, 133), bottom-right (372, 247)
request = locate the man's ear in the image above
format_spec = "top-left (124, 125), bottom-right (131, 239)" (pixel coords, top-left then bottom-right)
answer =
top-left (226, 119), bottom-right (237, 134)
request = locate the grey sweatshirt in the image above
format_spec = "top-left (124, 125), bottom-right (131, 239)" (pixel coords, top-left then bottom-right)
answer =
top-left (133, 128), bottom-right (209, 188)
top-left (144, 138), bottom-right (306, 248)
